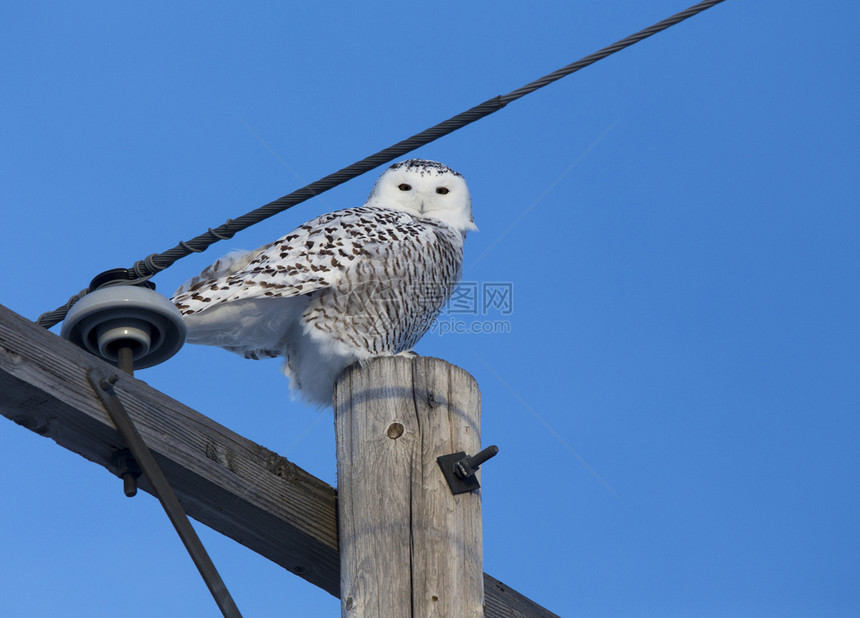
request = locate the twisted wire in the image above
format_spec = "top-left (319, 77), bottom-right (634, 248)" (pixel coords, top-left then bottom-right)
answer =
top-left (37, 0), bottom-right (725, 329)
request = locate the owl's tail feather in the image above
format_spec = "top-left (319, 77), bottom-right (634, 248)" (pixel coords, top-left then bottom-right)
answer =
top-left (240, 349), bottom-right (282, 360)
top-left (182, 296), bottom-right (308, 354)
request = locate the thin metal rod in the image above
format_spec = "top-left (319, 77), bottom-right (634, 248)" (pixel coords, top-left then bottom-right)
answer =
top-left (116, 347), bottom-right (139, 496)
top-left (117, 346), bottom-right (134, 376)
top-left (88, 367), bottom-right (243, 618)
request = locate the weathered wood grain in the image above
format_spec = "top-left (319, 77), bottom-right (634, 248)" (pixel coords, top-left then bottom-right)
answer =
top-left (0, 302), bottom-right (339, 593)
top-left (0, 303), bottom-right (559, 617)
top-left (335, 357), bottom-right (484, 617)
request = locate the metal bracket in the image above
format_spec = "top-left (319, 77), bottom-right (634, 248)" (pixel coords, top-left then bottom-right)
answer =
top-left (437, 445), bottom-right (499, 495)
top-left (88, 368), bottom-right (242, 618)
top-left (111, 448), bottom-right (141, 497)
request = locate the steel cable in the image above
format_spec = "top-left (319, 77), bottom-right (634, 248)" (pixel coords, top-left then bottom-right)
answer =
top-left (38, 0), bottom-right (726, 328)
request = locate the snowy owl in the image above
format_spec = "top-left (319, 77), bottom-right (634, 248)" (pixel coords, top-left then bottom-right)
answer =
top-left (172, 159), bottom-right (477, 406)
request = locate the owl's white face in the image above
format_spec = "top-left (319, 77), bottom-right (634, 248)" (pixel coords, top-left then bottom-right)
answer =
top-left (367, 159), bottom-right (478, 233)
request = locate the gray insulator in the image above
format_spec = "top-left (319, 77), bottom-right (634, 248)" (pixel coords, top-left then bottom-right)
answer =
top-left (61, 286), bottom-right (186, 370)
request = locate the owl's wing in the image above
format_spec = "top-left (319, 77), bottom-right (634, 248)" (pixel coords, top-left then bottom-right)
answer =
top-left (171, 207), bottom-right (435, 316)
top-left (172, 247), bottom-right (269, 298)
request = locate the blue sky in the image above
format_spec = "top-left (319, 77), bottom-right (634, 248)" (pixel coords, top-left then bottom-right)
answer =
top-left (2, 1), bottom-right (859, 616)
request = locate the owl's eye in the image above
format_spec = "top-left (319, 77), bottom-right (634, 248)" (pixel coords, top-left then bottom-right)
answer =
top-left (398, 183), bottom-right (412, 191)
top-left (435, 187), bottom-right (449, 195)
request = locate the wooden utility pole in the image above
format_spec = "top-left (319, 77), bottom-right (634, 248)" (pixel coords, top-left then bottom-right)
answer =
top-left (335, 357), bottom-right (484, 617)
top-left (0, 303), bottom-right (558, 616)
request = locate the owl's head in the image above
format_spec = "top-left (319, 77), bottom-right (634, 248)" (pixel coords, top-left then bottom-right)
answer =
top-left (367, 159), bottom-right (478, 233)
